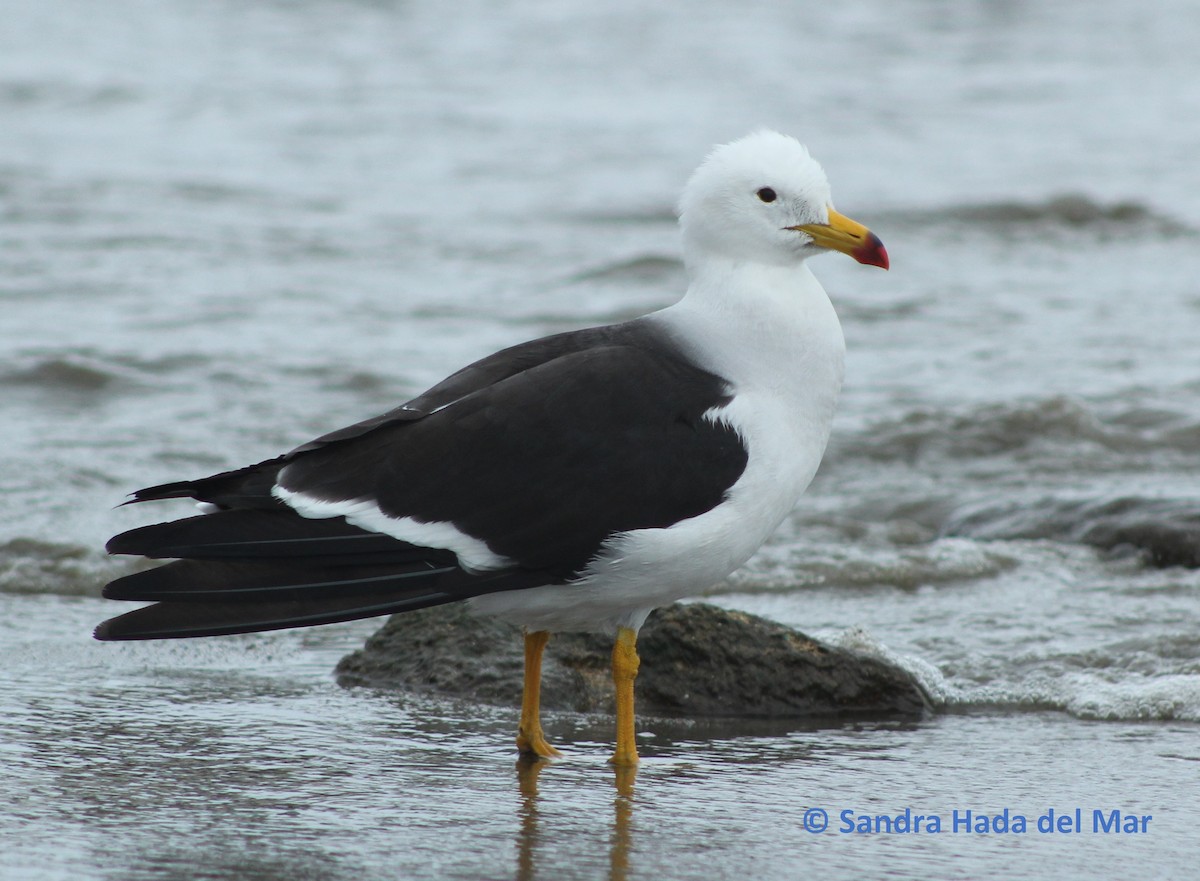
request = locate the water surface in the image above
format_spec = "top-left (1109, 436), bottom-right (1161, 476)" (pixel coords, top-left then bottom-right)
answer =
top-left (2, 1), bottom-right (1199, 878)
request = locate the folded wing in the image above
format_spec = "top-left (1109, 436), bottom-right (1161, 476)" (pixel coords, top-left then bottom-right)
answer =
top-left (96, 325), bottom-right (747, 640)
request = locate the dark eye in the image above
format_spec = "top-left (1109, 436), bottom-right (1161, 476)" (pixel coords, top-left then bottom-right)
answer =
top-left (757, 187), bottom-right (777, 203)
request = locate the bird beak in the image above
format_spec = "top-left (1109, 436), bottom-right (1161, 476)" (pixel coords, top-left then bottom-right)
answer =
top-left (789, 207), bottom-right (889, 270)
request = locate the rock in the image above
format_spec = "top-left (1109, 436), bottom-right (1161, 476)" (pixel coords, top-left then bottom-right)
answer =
top-left (1073, 499), bottom-right (1200, 568)
top-left (946, 496), bottom-right (1200, 569)
top-left (336, 602), bottom-right (932, 719)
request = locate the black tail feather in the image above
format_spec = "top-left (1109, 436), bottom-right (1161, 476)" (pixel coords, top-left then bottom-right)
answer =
top-left (95, 564), bottom-right (549, 640)
top-left (94, 588), bottom-right (454, 640)
top-left (126, 457), bottom-right (287, 508)
top-left (103, 558), bottom-right (461, 602)
top-left (106, 509), bottom-right (452, 566)
top-left (97, 504), bottom-right (556, 641)
top-left (100, 464), bottom-right (560, 642)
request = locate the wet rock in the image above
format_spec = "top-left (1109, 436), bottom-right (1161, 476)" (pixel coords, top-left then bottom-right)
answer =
top-left (946, 496), bottom-right (1200, 569)
top-left (1072, 499), bottom-right (1200, 568)
top-left (336, 602), bottom-right (932, 719)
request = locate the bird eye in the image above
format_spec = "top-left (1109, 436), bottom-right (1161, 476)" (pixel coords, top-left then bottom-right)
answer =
top-left (756, 187), bottom-right (777, 203)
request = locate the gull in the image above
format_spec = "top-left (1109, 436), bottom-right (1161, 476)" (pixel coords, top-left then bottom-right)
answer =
top-left (95, 130), bottom-right (888, 766)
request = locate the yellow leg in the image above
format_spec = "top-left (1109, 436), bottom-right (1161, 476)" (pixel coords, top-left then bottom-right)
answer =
top-left (516, 630), bottom-right (562, 759)
top-left (610, 626), bottom-right (641, 766)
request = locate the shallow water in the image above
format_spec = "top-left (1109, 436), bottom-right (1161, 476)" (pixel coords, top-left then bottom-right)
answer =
top-left (5, 597), bottom-right (1198, 880)
top-left (3, 0), bottom-right (1200, 878)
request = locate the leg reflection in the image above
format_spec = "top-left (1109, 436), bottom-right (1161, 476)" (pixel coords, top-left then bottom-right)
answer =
top-left (513, 756), bottom-right (638, 881)
top-left (516, 756), bottom-right (544, 881)
top-left (610, 763), bottom-right (637, 881)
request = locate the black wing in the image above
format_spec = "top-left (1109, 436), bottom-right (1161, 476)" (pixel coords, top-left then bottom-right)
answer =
top-left (96, 323), bottom-right (747, 640)
top-left (277, 342), bottom-right (747, 576)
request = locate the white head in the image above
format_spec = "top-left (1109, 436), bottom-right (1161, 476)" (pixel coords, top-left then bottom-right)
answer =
top-left (678, 130), bottom-right (887, 270)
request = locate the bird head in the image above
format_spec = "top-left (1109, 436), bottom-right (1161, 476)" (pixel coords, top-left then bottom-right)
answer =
top-left (678, 130), bottom-right (888, 270)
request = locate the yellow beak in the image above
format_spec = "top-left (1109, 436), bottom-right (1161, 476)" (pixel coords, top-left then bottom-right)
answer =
top-left (789, 207), bottom-right (889, 269)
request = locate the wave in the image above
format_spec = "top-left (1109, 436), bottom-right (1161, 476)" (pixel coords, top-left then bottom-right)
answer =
top-left (875, 194), bottom-right (1194, 238)
top-left (568, 254), bottom-right (683, 284)
top-left (821, 394), bottom-right (1200, 568)
top-left (833, 628), bottom-right (1200, 723)
top-left (4, 356), bottom-right (129, 392)
top-left (944, 496), bottom-right (1200, 568)
top-left (2, 351), bottom-right (210, 398)
top-left (0, 79), bottom-right (139, 109)
top-left (570, 208), bottom-right (678, 226)
top-left (729, 536), bottom-right (1018, 591)
top-left (0, 538), bottom-right (126, 598)
top-left (833, 395), bottom-right (1200, 465)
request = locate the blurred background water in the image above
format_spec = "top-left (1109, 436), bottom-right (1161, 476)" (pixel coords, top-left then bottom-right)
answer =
top-left (2, 1), bottom-right (1199, 879)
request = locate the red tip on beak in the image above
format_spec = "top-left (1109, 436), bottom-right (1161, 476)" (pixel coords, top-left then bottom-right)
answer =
top-left (853, 231), bottom-right (889, 270)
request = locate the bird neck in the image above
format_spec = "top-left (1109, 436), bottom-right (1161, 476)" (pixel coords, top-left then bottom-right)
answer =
top-left (662, 257), bottom-right (846, 398)
top-left (649, 255), bottom-right (847, 542)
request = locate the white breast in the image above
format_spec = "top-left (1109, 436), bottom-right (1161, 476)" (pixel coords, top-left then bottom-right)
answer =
top-left (469, 261), bottom-right (846, 634)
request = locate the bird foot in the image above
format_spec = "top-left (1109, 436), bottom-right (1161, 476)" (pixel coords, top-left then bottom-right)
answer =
top-left (608, 749), bottom-right (640, 767)
top-left (516, 728), bottom-right (563, 760)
